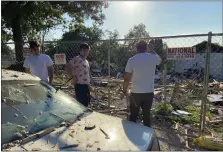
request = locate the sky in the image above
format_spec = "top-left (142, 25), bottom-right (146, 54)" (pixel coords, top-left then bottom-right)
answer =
top-left (45, 1), bottom-right (222, 41)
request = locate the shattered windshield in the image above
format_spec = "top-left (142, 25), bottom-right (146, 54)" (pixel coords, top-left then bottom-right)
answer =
top-left (1, 80), bottom-right (87, 145)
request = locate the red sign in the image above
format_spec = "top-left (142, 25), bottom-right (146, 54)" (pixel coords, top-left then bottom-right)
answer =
top-left (54, 54), bottom-right (66, 65)
top-left (167, 47), bottom-right (196, 60)
top-left (23, 48), bottom-right (30, 57)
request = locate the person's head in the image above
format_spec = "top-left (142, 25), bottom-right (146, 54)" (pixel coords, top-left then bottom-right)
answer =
top-left (136, 40), bottom-right (148, 53)
top-left (79, 43), bottom-right (90, 58)
top-left (29, 40), bottom-right (40, 56)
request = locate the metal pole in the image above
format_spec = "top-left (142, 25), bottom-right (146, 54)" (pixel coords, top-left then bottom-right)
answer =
top-left (162, 47), bottom-right (168, 102)
top-left (163, 63), bottom-right (167, 102)
top-left (108, 41), bottom-right (111, 110)
top-left (199, 32), bottom-right (212, 136)
top-left (41, 31), bottom-right (45, 54)
top-left (108, 44), bottom-right (111, 77)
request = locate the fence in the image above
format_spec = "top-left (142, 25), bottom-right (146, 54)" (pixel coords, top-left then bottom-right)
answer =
top-left (2, 32), bottom-right (223, 136)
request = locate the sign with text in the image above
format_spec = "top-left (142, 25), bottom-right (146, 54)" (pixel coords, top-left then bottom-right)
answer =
top-left (54, 54), bottom-right (66, 65)
top-left (23, 48), bottom-right (30, 57)
top-left (167, 47), bottom-right (196, 60)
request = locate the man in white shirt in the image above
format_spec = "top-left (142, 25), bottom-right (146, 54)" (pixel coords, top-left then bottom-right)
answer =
top-left (123, 40), bottom-right (162, 127)
top-left (23, 41), bottom-right (54, 84)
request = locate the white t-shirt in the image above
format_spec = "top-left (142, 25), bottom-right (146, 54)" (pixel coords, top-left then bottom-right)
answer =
top-left (125, 53), bottom-right (161, 93)
top-left (23, 54), bottom-right (53, 82)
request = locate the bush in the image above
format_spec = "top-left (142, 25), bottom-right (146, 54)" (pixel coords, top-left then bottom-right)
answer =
top-left (153, 102), bottom-right (173, 116)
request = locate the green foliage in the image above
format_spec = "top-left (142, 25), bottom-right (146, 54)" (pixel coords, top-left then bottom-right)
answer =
top-left (45, 25), bottom-right (104, 62)
top-left (182, 105), bottom-right (213, 124)
top-left (153, 103), bottom-right (213, 125)
top-left (169, 105), bottom-right (213, 124)
top-left (153, 102), bottom-right (174, 116)
top-left (1, 1), bottom-right (108, 61)
top-left (124, 23), bottom-right (150, 52)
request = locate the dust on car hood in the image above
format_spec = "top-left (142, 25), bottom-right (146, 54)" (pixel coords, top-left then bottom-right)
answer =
top-left (7, 112), bottom-right (155, 151)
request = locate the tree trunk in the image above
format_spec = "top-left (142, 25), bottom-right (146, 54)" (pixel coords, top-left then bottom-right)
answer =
top-left (11, 15), bottom-right (24, 62)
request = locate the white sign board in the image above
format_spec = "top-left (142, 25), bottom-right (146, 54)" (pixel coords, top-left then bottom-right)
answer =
top-left (54, 54), bottom-right (66, 65)
top-left (23, 48), bottom-right (30, 57)
top-left (167, 47), bottom-right (196, 60)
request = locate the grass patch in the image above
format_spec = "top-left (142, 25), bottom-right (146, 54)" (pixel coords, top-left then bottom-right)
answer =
top-left (152, 102), bottom-right (173, 116)
top-left (153, 103), bottom-right (213, 125)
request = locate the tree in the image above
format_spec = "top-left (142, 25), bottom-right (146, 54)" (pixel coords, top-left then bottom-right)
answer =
top-left (45, 24), bottom-right (104, 62)
top-left (124, 23), bottom-right (150, 52)
top-left (1, 1), bottom-right (108, 62)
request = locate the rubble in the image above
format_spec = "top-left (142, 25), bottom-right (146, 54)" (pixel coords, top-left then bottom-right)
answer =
top-left (85, 124), bottom-right (96, 130)
top-left (57, 76), bottom-right (223, 150)
top-left (60, 144), bottom-right (79, 150)
top-left (172, 110), bottom-right (192, 116)
top-left (207, 94), bottom-right (223, 105)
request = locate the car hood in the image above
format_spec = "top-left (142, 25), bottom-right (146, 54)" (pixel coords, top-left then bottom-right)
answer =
top-left (7, 112), bottom-right (155, 151)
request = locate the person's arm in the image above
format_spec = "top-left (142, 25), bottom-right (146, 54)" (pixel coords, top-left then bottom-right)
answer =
top-left (123, 59), bottom-right (133, 93)
top-left (155, 54), bottom-right (162, 65)
top-left (23, 58), bottom-right (31, 74)
top-left (150, 49), bottom-right (162, 65)
top-left (66, 58), bottom-right (77, 85)
top-left (46, 55), bottom-right (54, 84)
top-left (48, 66), bottom-right (54, 84)
top-left (66, 59), bottom-right (74, 78)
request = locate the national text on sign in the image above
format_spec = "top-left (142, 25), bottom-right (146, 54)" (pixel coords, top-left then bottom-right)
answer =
top-left (167, 47), bottom-right (196, 60)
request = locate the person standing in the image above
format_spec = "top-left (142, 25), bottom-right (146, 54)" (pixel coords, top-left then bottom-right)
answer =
top-left (23, 40), bottom-right (54, 84)
top-left (123, 40), bottom-right (162, 127)
top-left (66, 43), bottom-right (92, 107)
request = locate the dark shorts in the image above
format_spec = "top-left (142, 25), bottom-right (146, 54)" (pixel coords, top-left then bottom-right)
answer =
top-left (75, 84), bottom-right (90, 107)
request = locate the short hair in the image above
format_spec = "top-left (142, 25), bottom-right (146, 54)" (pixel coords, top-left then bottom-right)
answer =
top-left (29, 40), bottom-right (40, 49)
top-left (80, 43), bottom-right (90, 50)
top-left (136, 40), bottom-right (148, 53)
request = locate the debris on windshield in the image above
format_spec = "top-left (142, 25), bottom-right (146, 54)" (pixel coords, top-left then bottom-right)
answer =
top-left (13, 132), bottom-right (23, 138)
top-left (85, 124), bottom-right (96, 130)
top-left (97, 148), bottom-right (101, 151)
top-left (2, 142), bottom-right (16, 150)
top-left (39, 111), bottom-right (43, 115)
top-left (60, 122), bottom-right (67, 127)
top-left (31, 148), bottom-right (41, 151)
top-left (6, 122), bottom-right (12, 125)
top-left (23, 83), bottom-right (37, 87)
top-left (99, 128), bottom-right (110, 139)
top-left (69, 133), bottom-right (74, 138)
top-left (60, 144), bottom-right (79, 150)
top-left (21, 127), bottom-right (55, 145)
top-left (86, 141), bottom-right (95, 148)
top-left (17, 125), bottom-right (26, 130)
top-left (11, 74), bottom-right (19, 78)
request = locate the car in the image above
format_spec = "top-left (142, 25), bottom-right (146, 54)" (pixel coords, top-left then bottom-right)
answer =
top-left (1, 70), bottom-right (160, 151)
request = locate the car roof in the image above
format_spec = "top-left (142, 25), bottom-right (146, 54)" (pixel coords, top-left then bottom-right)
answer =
top-left (1, 69), bottom-right (40, 81)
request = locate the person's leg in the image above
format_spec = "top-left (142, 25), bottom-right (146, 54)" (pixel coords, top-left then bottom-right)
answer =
top-left (75, 84), bottom-right (86, 106)
top-left (81, 85), bottom-right (90, 107)
top-left (129, 93), bottom-right (141, 123)
top-left (141, 93), bottom-right (154, 127)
